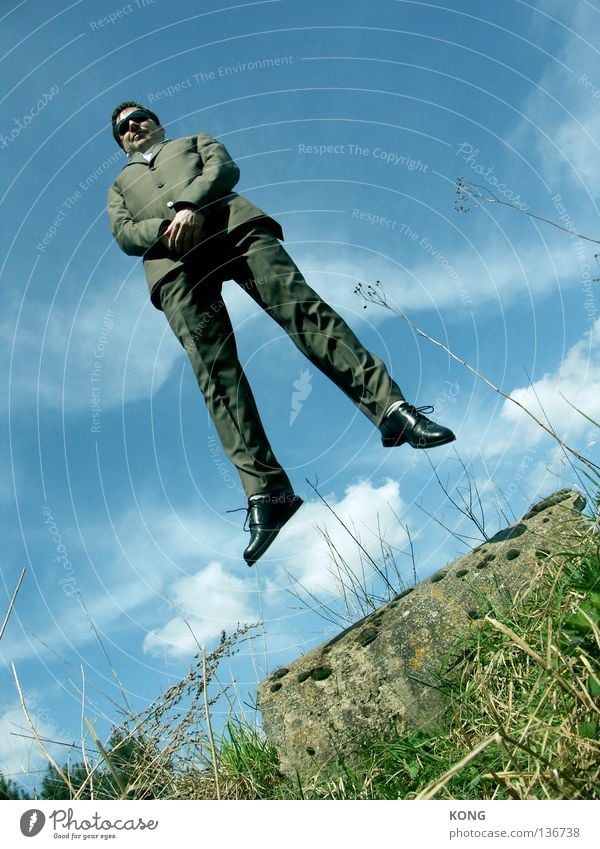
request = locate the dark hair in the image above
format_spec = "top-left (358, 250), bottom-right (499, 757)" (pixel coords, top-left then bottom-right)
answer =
top-left (111, 101), bottom-right (161, 148)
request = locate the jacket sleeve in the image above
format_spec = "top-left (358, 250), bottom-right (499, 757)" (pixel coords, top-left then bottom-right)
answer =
top-left (107, 183), bottom-right (167, 256)
top-left (173, 133), bottom-right (241, 209)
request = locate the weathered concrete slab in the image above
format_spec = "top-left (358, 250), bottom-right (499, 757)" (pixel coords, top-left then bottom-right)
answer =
top-left (258, 489), bottom-right (590, 781)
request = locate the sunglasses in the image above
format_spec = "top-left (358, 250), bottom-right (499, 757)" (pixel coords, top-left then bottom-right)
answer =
top-left (115, 110), bottom-right (152, 137)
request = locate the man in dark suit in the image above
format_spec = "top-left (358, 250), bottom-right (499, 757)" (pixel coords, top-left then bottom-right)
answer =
top-left (107, 101), bottom-right (455, 565)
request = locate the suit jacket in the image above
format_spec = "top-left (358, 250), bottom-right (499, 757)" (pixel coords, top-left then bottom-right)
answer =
top-left (107, 133), bottom-right (283, 306)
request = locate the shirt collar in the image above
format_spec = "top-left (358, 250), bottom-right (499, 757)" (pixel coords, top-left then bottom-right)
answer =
top-left (127, 139), bottom-right (169, 164)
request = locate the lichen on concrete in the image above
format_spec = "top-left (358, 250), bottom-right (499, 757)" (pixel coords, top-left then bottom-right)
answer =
top-left (257, 489), bottom-right (592, 781)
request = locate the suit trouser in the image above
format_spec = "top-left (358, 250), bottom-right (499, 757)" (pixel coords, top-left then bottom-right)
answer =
top-left (158, 225), bottom-right (405, 497)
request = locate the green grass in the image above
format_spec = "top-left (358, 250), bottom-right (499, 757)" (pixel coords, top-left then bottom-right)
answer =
top-left (198, 529), bottom-right (599, 800)
top-left (6, 503), bottom-right (598, 802)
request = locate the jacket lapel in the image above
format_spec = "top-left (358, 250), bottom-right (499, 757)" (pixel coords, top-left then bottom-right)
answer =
top-left (125, 141), bottom-right (169, 167)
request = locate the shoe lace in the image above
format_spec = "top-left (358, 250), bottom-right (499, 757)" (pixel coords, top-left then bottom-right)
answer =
top-left (403, 404), bottom-right (434, 417)
top-left (225, 505), bottom-right (251, 531)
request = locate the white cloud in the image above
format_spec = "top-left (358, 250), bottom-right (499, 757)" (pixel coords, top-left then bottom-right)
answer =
top-left (0, 696), bottom-right (74, 790)
top-left (511, 3), bottom-right (600, 196)
top-left (3, 231), bottom-right (587, 426)
top-left (400, 242), bottom-right (579, 312)
top-left (495, 316), bottom-right (600, 452)
top-left (143, 561), bottom-right (257, 659)
top-left (411, 315), bottom-right (597, 531)
top-left (202, 231), bottom-right (586, 351)
top-left (0, 496), bottom-right (247, 665)
top-left (552, 114), bottom-right (600, 196)
top-left (141, 479), bottom-right (410, 658)
top-left (3, 274), bottom-right (183, 414)
top-left (125, 314), bottom-right (597, 660)
top-left (267, 478), bottom-right (408, 597)
top-left (276, 238), bottom-right (586, 324)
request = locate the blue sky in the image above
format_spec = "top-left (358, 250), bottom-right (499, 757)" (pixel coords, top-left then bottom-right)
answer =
top-left (1, 0), bottom-right (599, 792)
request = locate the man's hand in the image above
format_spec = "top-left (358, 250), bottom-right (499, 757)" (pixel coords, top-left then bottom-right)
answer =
top-left (162, 207), bottom-right (206, 255)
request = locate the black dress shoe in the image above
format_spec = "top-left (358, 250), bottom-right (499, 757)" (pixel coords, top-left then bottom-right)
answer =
top-left (243, 490), bottom-right (303, 566)
top-left (380, 404), bottom-right (456, 449)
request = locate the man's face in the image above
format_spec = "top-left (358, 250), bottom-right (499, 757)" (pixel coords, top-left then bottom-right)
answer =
top-left (116, 107), bottom-right (164, 155)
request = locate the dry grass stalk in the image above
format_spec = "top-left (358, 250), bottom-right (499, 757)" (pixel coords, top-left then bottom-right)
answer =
top-left (355, 281), bottom-right (600, 477)
top-left (202, 646), bottom-right (221, 800)
top-left (85, 718), bottom-right (127, 798)
top-left (485, 615), bottom-right (599, 713)
top-left (415, 733), bottom-right (502, 799)
top-left (12, 662), bottom-right (74, 795)
top-left (0, 568), bottom-right (26, 641)
top-left (437, 547), bottom-right (600, 800)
